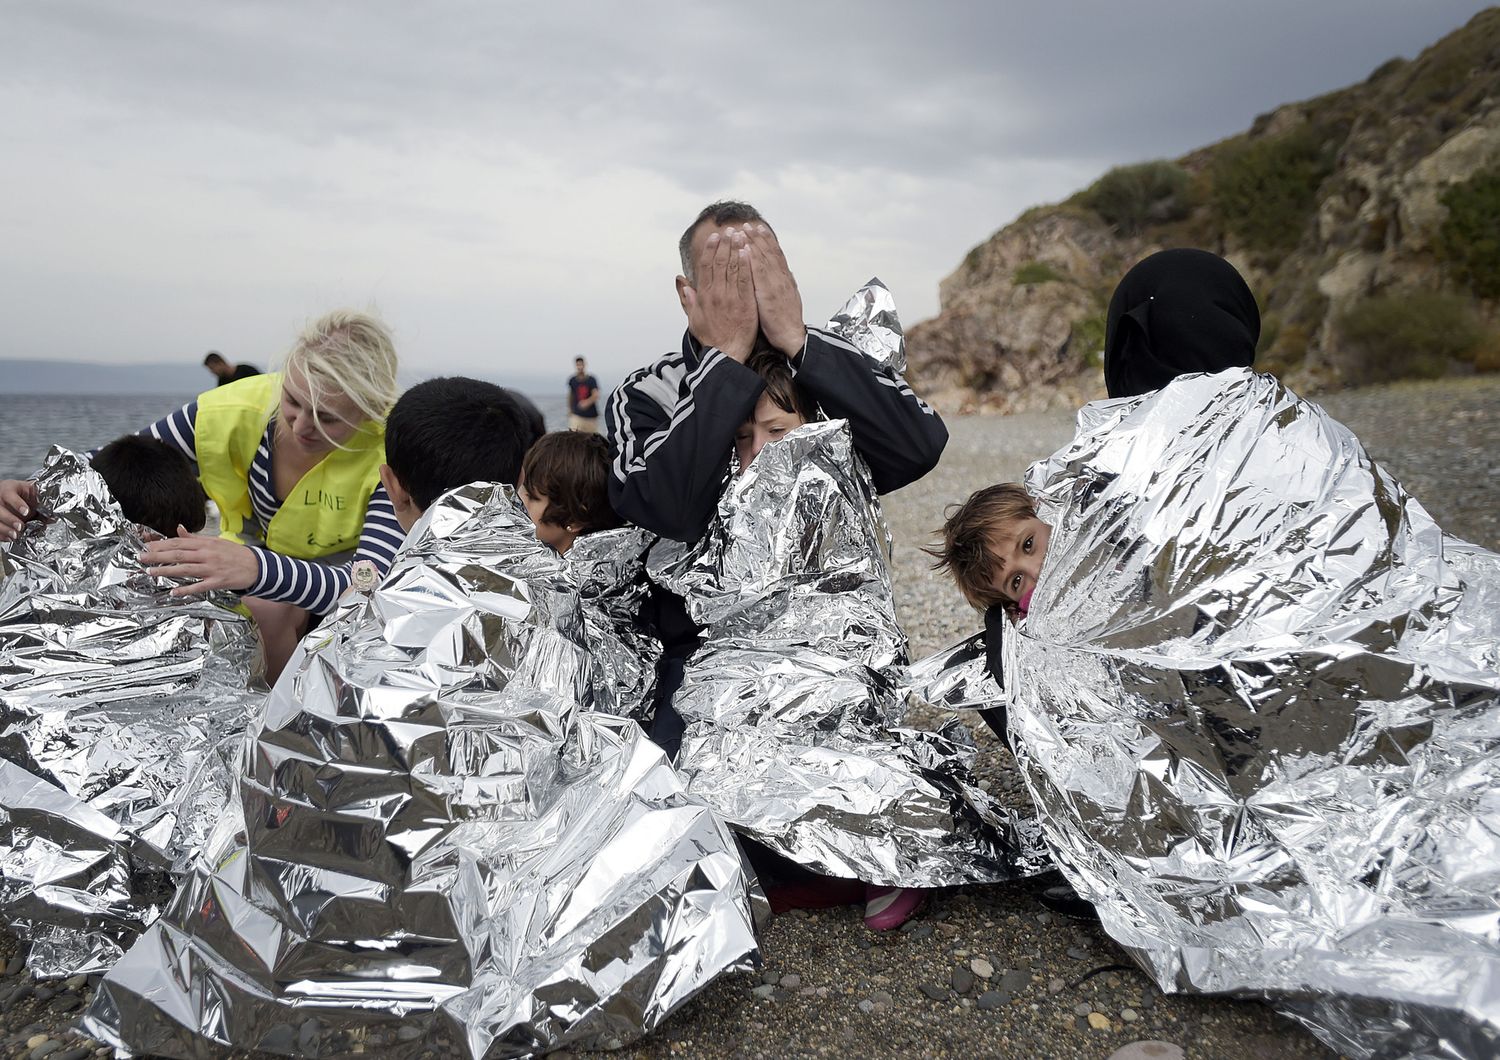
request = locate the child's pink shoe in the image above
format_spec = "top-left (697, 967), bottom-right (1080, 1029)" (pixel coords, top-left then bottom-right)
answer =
top-left (863, 885), bottom-right (928, 931)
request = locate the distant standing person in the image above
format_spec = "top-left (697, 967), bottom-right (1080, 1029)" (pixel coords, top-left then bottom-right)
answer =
top-left (204, 350), bottom-right (261, 386)
top-left (568, 356), bottom-right (600, 433)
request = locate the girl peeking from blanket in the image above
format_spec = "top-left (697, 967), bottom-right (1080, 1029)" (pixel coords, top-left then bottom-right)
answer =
top-left (927, 483), bottom-right (1050, 622)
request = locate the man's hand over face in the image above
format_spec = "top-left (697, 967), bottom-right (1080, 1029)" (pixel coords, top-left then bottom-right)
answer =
top-left (747, 224), bottom-right (806, 358)
top-left (684, 228), bottom-right (758, 363)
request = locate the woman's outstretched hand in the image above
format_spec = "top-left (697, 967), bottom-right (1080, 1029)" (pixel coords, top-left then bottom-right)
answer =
top-left (0, 479), bottom-right (40, 542)
top-left (141, 526), bottom-right (259, 595)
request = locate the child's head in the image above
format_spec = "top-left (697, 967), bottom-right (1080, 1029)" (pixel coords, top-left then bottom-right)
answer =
top-left (381, 376), bottom-right (546, 533)
top-left (734, 349), bottom-right (819, 470)
top-left (90, 435), bottom-right (208, 537)
top-left (925, 483), bottom-right (1051, 617)
top-left (519, 431), bottom-right (623, 554)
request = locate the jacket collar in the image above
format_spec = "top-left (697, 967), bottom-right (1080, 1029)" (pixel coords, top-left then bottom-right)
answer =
top-left (682, 329), bottom-right (705, 370)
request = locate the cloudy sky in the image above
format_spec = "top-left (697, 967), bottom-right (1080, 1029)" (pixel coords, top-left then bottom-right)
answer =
top-left (0, 1), bottom-right (1490, 389)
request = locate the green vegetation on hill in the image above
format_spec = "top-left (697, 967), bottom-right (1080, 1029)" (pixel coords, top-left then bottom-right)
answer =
top-left (1075, 161), bottom-right (1193, 236)
top-left (1013, 261), bottom-right (1065, 285)
top-left (1208, 123), bottom-right (1341, 258)
top-left (1438, 167), bottom-right (1500, 299)
top-left (1338, 291), bottom-right (1486, 382)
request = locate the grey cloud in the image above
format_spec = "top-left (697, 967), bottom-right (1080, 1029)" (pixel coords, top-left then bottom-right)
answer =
top-left (4, 0), bottom-right (1487, 192)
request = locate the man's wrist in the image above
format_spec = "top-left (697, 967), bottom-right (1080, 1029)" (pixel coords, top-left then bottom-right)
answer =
top-left (775, 325), bottom-right (808, 359)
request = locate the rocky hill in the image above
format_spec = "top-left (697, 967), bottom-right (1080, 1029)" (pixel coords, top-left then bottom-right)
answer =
top-left (908, 10), bottom-right (1500, 413)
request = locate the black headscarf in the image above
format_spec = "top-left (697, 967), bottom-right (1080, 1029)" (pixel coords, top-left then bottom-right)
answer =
top-left (1103, 249), bottom-right (1260, 399)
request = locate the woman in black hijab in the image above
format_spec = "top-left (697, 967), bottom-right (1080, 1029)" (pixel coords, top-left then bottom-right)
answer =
top-left (1103, 248), bottom-right (1260, 399)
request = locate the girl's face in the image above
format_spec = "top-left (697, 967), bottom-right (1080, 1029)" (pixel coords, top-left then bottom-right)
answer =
top-left (986, 517), bottom-right (1051, 615)
top-left (734, 392), bottom-right (806, 471)
top-left (279, 363), bottom-right (364, 455)
top-left (518, 474), bottom-right (577, 554)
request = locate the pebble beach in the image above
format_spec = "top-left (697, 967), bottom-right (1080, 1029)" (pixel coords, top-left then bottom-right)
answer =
top-left (1, 375), bottom-right (1496, 1060)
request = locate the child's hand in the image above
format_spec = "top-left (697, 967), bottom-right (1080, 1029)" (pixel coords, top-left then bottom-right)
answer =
top-left (0, 479), bottom-right (39, 542)
top-left (139, 525), bottom-right (259, 595)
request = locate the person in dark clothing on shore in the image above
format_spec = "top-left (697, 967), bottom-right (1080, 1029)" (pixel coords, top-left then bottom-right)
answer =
top-left (203, 351), bottom-right (261, 386)
top-left (568, 357), bottom-right (601, 433)
top-left (605, 199), bottom-right (948, 926)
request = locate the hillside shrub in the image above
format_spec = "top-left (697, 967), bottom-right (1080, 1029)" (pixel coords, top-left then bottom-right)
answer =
top-left (1337, 290), bottom-right (1485, 382)
top-left (1078, 161), bottom-right (1192, 236)
top-left (1013, 261), bottom-right (1064, 285)
top-left (1070, 313), bottom-right (1107, 369)
top-left (1437, 167), bottom-right (1500, 299)
top-left (1210, 124), bottom-right (1338, 256)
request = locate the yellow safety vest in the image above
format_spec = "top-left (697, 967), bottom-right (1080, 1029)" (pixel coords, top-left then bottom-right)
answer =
top-left (193, 373), bottom-right (385, 562)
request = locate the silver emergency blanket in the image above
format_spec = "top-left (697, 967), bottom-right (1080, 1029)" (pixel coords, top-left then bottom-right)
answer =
top-left (0, 447), bottom-right (257, 977)
top-left (650, 416), bottom-right (1045, 886)
top-left (908, 633), bottom-right (998, 712)
top-left (567, 525), bottom-right (660, 721)
top-left (987, 368), bottom-right (1500, 1059)
top-left (88, 482), bottom-right (761, 1060)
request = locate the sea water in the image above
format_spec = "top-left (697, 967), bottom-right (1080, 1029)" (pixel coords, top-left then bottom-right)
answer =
top-left (0, 393), bottom-right (570, 479)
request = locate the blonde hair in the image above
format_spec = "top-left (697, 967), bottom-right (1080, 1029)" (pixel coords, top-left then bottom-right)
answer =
top-left (280, 309), bottom-right (400, 446)
top-left (922, 483), bottom-right (1037, 612)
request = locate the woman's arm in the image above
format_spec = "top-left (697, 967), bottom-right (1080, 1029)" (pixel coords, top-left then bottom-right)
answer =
top-left (243, 484), bottom-right (406, 614)
top-left (142, 483), bottom-right (405, 616)
top-left (141, 402), bottom-right (200, 463)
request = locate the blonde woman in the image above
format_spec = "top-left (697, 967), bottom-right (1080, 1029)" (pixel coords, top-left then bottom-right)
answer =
top-left (0, 309), bottom-right (404, 678)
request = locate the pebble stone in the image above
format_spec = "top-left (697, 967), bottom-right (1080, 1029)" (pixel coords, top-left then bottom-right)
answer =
top-left (977, 991), bottom-right (1008, 1011)
top-left (970, 957), bottom-right (994, 979)
top-left (1122, 1007), bottom-right (1140, 1022)
top-left (919, 983), bottom-right (949, 1001)
top-left (1089, 1012), bottom-right (1113, 1031)
top-left (950, 966), bottom-right (975, 994)
top-left (1108, 1044), bottom-right (1187, 1060)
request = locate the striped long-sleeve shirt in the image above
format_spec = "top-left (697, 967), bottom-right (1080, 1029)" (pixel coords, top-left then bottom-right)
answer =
top-left (145, 402), bottom-right (404, 615)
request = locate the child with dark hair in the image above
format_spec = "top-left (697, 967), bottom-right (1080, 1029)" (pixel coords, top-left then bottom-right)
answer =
top-left (380, 377), bottom-right (545, 533)
top-left (90, 435), bottom-right (208, 537)
top-left (518, 432), bottom-right (623, 554)
top-left (926, 483), bottom-right (1050, 620)
top-left (731, 350), bottom-right (819, 472)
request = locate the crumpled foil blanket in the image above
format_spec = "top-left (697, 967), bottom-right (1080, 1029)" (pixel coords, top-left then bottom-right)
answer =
top-left (567, 525), bottom-right (660, 721)
top-left (650, 416), bottom-right (1047, 886)
top-left (86, 482), bottom-right (762, 1059)
top-left (971, 368), bottom-right (1500, 1060)
top-left (0, 447), bottom-right (257, 977)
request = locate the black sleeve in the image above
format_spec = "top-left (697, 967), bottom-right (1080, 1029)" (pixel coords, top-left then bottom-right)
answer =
top-left (794, 327), bottom-right (948, 494)
top-left (605, 347), bottom-right (765, 543)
